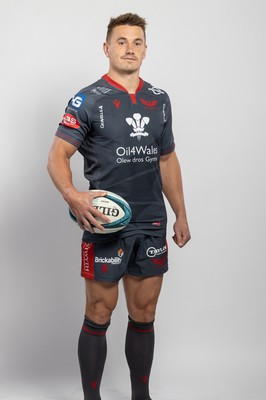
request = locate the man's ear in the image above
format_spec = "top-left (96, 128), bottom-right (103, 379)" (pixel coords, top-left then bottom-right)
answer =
top-left (143, 44), bottom-right (147, 60)
top-left (103, 42), bottom-right (109, 58)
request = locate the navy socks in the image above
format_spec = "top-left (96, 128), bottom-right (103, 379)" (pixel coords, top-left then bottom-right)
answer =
top-left (78, 317), bottom-right (110, 400)
top-left (125, 317), bottom-right (155, 400)
top-left (78, 316), bottom-right (155, 400)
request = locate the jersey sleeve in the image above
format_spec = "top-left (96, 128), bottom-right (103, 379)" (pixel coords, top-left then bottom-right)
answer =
top-left (160, 95), bottom-right (175, 155)
top-left (55, 92), bottom-right (91, 148)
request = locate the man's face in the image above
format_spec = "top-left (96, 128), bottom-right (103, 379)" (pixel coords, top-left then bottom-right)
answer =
top-left (104, 25), bottom-right (147, 74)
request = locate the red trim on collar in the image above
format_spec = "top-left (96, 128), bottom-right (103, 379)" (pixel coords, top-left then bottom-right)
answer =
top-left (102, 74), bottom-right (143, 94)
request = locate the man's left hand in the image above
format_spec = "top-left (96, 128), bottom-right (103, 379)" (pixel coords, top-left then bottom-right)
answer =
top-left (172, 217), bottom-right (191, 248)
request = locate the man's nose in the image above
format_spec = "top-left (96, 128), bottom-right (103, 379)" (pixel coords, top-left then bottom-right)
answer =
top-left (125, 44), bottom-right (134, 54)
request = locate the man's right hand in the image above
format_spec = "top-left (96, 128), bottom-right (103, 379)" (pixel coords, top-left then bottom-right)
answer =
top-left (68, 190), bottom-right (110, 233)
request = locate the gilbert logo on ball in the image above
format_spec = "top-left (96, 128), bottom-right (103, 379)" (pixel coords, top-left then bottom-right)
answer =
top-left (69, 190), bottom-right (132, 234)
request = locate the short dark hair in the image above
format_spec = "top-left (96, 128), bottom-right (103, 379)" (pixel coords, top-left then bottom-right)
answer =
top-left (106, 13), bottom-right (147, 42)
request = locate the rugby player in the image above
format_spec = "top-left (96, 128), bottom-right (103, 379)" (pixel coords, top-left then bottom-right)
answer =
top-left (47, 13), bottom-right (191, 400)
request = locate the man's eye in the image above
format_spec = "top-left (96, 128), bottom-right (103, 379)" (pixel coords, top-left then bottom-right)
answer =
top-left (118, 41), bottom-right (125, 45)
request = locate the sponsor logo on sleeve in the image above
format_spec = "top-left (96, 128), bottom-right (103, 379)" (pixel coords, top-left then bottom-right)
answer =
top-left (71, 93), bottom-right (86, 108)
top-left (62, 113), bottom-right (80, 129)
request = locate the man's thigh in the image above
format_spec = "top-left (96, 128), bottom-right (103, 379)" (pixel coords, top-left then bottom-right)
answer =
top-left (123, 274), bottom-right (164, 322)
top-left (85, 279), bottom-right (119, 323)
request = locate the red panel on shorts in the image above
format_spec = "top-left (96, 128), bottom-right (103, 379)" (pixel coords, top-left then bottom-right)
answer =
top-left (81, 242), bottom-right (95, 279)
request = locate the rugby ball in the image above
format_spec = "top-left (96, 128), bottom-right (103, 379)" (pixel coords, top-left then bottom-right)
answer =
top-left (69, 190), bottom-right (132, 234)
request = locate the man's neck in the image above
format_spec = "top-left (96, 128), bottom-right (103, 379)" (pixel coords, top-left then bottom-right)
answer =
top-left (106, 70), bottom-right (140, 94)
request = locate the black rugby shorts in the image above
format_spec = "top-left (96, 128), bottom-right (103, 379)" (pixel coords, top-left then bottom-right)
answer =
top-left (81, 233), bottom-right (168, 281)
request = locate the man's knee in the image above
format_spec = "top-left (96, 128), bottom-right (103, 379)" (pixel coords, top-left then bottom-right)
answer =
top-left (129, 302), bottom-right (157, 322)
top-left (86, 300), bottom-right (114, 324)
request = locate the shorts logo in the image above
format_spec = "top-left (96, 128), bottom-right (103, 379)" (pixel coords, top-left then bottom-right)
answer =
top-left (62, 113), bottom-right (80, 129)
top-left (151, 254), bottom-right (167, 267)
top-left (82, 243), bottom-right (94, 274)
top-left (126, 113), bottom-right (150, 141)
top-left (101, 264), bottom-right (108, 273)
top-left (95, 256), bottom-right (121, 265)
top-left (146, 245), bottom-right (167, 258)
top-left (71, 94), bottom-right (85, 108)
top-left (118, 248), bottom-right (124, 257)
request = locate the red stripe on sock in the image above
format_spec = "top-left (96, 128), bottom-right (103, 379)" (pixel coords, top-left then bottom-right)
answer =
top-left (128, 322), bottom-right (154, 333)
top-left (82, 325), bottom-right (106, 336)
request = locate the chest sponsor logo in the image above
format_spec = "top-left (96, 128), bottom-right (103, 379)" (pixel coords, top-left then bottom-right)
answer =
top-left (62, 113), bottom-right (80, 129)
top-left (148, 87), bottom-right (165, 95)
top-left (116, 145), bottom-right (158, 164)
top-left (126, 113), bottom-right (150, 141)
top-left (115, 113), bottom-right (159, 165)
top-left (71, 94), bottom-right (85, 108)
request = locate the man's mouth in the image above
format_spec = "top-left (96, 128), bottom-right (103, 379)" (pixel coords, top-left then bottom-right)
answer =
top-left (122, 57), bottom-right (136, 61)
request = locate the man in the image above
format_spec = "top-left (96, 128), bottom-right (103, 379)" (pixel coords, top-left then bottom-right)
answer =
top-left (48, 12), bottom-right (190, 400)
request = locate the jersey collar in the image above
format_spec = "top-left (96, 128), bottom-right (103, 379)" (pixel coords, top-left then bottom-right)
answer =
top-left (102, 74), bottom-right (144, 94)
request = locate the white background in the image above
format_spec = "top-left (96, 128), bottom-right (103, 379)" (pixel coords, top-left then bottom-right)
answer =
top-left (0, 0), bottom-right (266, 399)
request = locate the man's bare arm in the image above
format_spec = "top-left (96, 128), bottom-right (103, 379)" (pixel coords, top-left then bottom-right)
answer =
top-left (160, 151), bottom-right (191, 247)
top-left (47, 137), bottom-right (109, 233)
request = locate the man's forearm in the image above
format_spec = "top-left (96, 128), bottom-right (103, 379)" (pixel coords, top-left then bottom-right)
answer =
top-left (47, 152), bottom-right (78, 204)
top-left (160, 152), bottom-right (187, 218)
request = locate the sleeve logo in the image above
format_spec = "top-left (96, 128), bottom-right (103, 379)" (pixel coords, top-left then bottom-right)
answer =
top-left (71, 93), bottom-right (85, 108)
top-left (62, 113), bottom-right (80, 129)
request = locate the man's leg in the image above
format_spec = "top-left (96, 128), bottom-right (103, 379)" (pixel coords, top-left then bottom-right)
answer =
top-left (123, 275), bottom-right (163, 400)
top-left (78, 279), bottom-right (119, 400)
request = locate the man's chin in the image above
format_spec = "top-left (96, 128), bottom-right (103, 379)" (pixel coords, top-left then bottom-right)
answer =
top-left (119, 67), bottom-right (139, 75)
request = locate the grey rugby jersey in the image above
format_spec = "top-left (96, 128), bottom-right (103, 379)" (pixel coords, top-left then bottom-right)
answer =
top-left (56, 74), bottom-right (175, 240)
